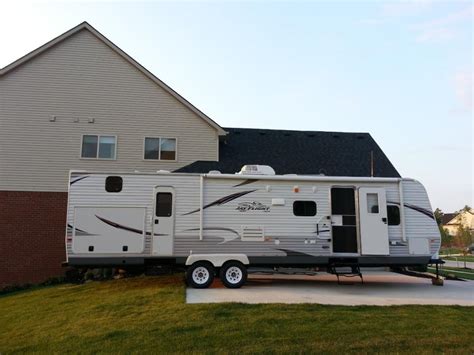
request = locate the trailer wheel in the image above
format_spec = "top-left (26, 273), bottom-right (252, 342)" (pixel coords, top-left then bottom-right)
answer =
top-left (186, 261), bottom-right (215, 289)
top-left (220, 261), bottom-right (247, 289)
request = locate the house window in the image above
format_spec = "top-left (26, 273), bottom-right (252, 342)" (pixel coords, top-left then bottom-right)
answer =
top-left (387, 205), bottom-right (400, 225)
top-left (293, 201), bottom-right (317, 216)
top-left (81, 135), bottom-right (116, 159)
top-left (144, 137), bottom-right (176, 161)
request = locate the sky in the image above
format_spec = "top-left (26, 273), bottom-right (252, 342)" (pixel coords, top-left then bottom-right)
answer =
top-left (1, 0), bottom-right (472, 212)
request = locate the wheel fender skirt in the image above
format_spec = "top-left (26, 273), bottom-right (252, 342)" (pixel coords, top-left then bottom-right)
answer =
top-left (185, 254), bottom-right (250, 267)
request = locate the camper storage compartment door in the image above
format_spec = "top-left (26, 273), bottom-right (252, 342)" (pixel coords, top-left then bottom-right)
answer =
top-left (72, 207), bottom-right (146, 254)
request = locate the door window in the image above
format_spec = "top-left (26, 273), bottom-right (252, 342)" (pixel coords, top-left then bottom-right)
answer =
top-left (367, 193), bottom-right (379, 213)
top-left (331, 188), bottom-right (355, 215)
top-left (156, 193), bottom-right (173, 217)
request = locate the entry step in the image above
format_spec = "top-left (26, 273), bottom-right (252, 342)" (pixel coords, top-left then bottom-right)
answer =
top-left (331, 266), bottom-right (357, 274)
top-left (328, 264), bottom-right (364, 284)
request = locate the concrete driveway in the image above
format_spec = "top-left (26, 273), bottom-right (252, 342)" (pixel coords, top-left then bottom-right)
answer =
top-left (186, 271), bottom-right (474, 306)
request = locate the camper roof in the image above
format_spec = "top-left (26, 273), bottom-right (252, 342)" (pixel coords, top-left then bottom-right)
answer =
top-left (69, 169), bottom-right (405, 183)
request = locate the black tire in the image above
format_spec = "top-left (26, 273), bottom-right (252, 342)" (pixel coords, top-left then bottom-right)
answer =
top-left (220, 261), bottom-right (247, 289)
top-left (186, 261), bottom-right (215, 289)
top-left (64, 267), bottom-right (85, 283)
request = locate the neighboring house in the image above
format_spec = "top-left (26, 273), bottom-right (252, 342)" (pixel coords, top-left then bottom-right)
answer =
top-left (0, 22), bottom-right (399, 286)
top-left (442, 210), bottom-right (474, 236)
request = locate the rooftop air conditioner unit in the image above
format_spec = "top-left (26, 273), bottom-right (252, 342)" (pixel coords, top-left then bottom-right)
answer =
top-left (237, 165), bottom-right (275, 176)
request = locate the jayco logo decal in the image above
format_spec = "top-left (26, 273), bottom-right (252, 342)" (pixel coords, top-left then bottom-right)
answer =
top-left (236, 201), bottom-right (270, 212)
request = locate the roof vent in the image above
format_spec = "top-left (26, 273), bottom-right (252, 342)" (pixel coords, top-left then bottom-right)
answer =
top-left (157, 170), bottom-right (171, 174)
top-left (208, 170), bottom-right (221, 174)
top-left (237, 165), bottom-right (276, 175)
top-left (284, 133), bottom-right (291, 137)
top-left (332, 134), bottom-right (340, 139)
top-left (307, 134), bottom-right (315, 137)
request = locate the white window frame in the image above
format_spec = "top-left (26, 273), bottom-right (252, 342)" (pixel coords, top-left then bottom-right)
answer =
top-left (80, 134), bottom-right (117, 160)
top-left (143, 137), bottom-right (178, 162)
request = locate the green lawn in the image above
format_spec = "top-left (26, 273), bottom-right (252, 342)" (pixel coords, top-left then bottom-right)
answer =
top-left (443, 255), bottom-right (474, 263)
top-left (440, 248), bottom-right (465, 255)
top-left (1, 275), bottom-right (473, 353)
top-left (428, 266), bottom-right (474, 280)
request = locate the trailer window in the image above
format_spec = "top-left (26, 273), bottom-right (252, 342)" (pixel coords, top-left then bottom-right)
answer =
top-left (293, 201), bottom-right (317, 216)
top-left (387, 205), bottom-right (400, 225)
top-left (156, 193), bottom-right (173, 217)
top-left (105, 176), bottom-right (122, 193)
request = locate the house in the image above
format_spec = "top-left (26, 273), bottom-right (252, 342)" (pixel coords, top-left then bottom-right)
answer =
top-left (0, 22), bottom-right (399, 287)
top-left (442, 210), bottom-right (474, 236)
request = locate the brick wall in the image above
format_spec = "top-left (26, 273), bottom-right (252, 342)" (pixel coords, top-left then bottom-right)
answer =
top-left (0, 191), bottom-right (68, 287)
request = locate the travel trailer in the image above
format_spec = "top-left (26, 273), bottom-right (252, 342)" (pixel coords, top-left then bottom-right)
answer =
top-left (65, 166), bottom-right (441, 288)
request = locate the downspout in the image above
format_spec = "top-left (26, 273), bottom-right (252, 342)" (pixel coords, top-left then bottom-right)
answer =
top-left (199, 175), bottom-right (204, 240)
top-left (399, 179), bottom-right (406, 242)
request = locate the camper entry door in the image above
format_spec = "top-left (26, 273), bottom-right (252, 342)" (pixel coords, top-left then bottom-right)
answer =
top-left (359, 187), bottom-right (389, 255)
top-left (152, 186), bottom-right (175, 255)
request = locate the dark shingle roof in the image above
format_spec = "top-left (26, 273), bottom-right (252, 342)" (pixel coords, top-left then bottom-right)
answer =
top-left (176, 127), bottom-right (400, 177)
top-left (441, 213), bottom-right (457, 225)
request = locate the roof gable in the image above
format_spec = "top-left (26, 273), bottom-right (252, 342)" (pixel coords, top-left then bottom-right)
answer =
top-left (0, 21), bottom-right (225, 135)
top-left (441, 213), bottom-right (458, 225)
top-left (447, 210), bottom-right (474, 224)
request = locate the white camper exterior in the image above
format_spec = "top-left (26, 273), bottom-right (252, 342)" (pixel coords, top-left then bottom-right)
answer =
top-left (65, 168), bottom-right (441, 288)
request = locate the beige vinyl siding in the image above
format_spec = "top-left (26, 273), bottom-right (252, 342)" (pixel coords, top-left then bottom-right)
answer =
top-left (0, 29), bottom-right (219, 192)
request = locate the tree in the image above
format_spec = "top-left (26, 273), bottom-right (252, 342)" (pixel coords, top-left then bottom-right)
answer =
top-left (439, 225), bottom-right (452, 249)
top-left (434, 208), bottom-right (453, 250)
top-left (455, 205), bottom-right (472, 214)
top-left (434, 208), bottom-right (444, 225)
top-left (453, 225), bottom-right (474, 268)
